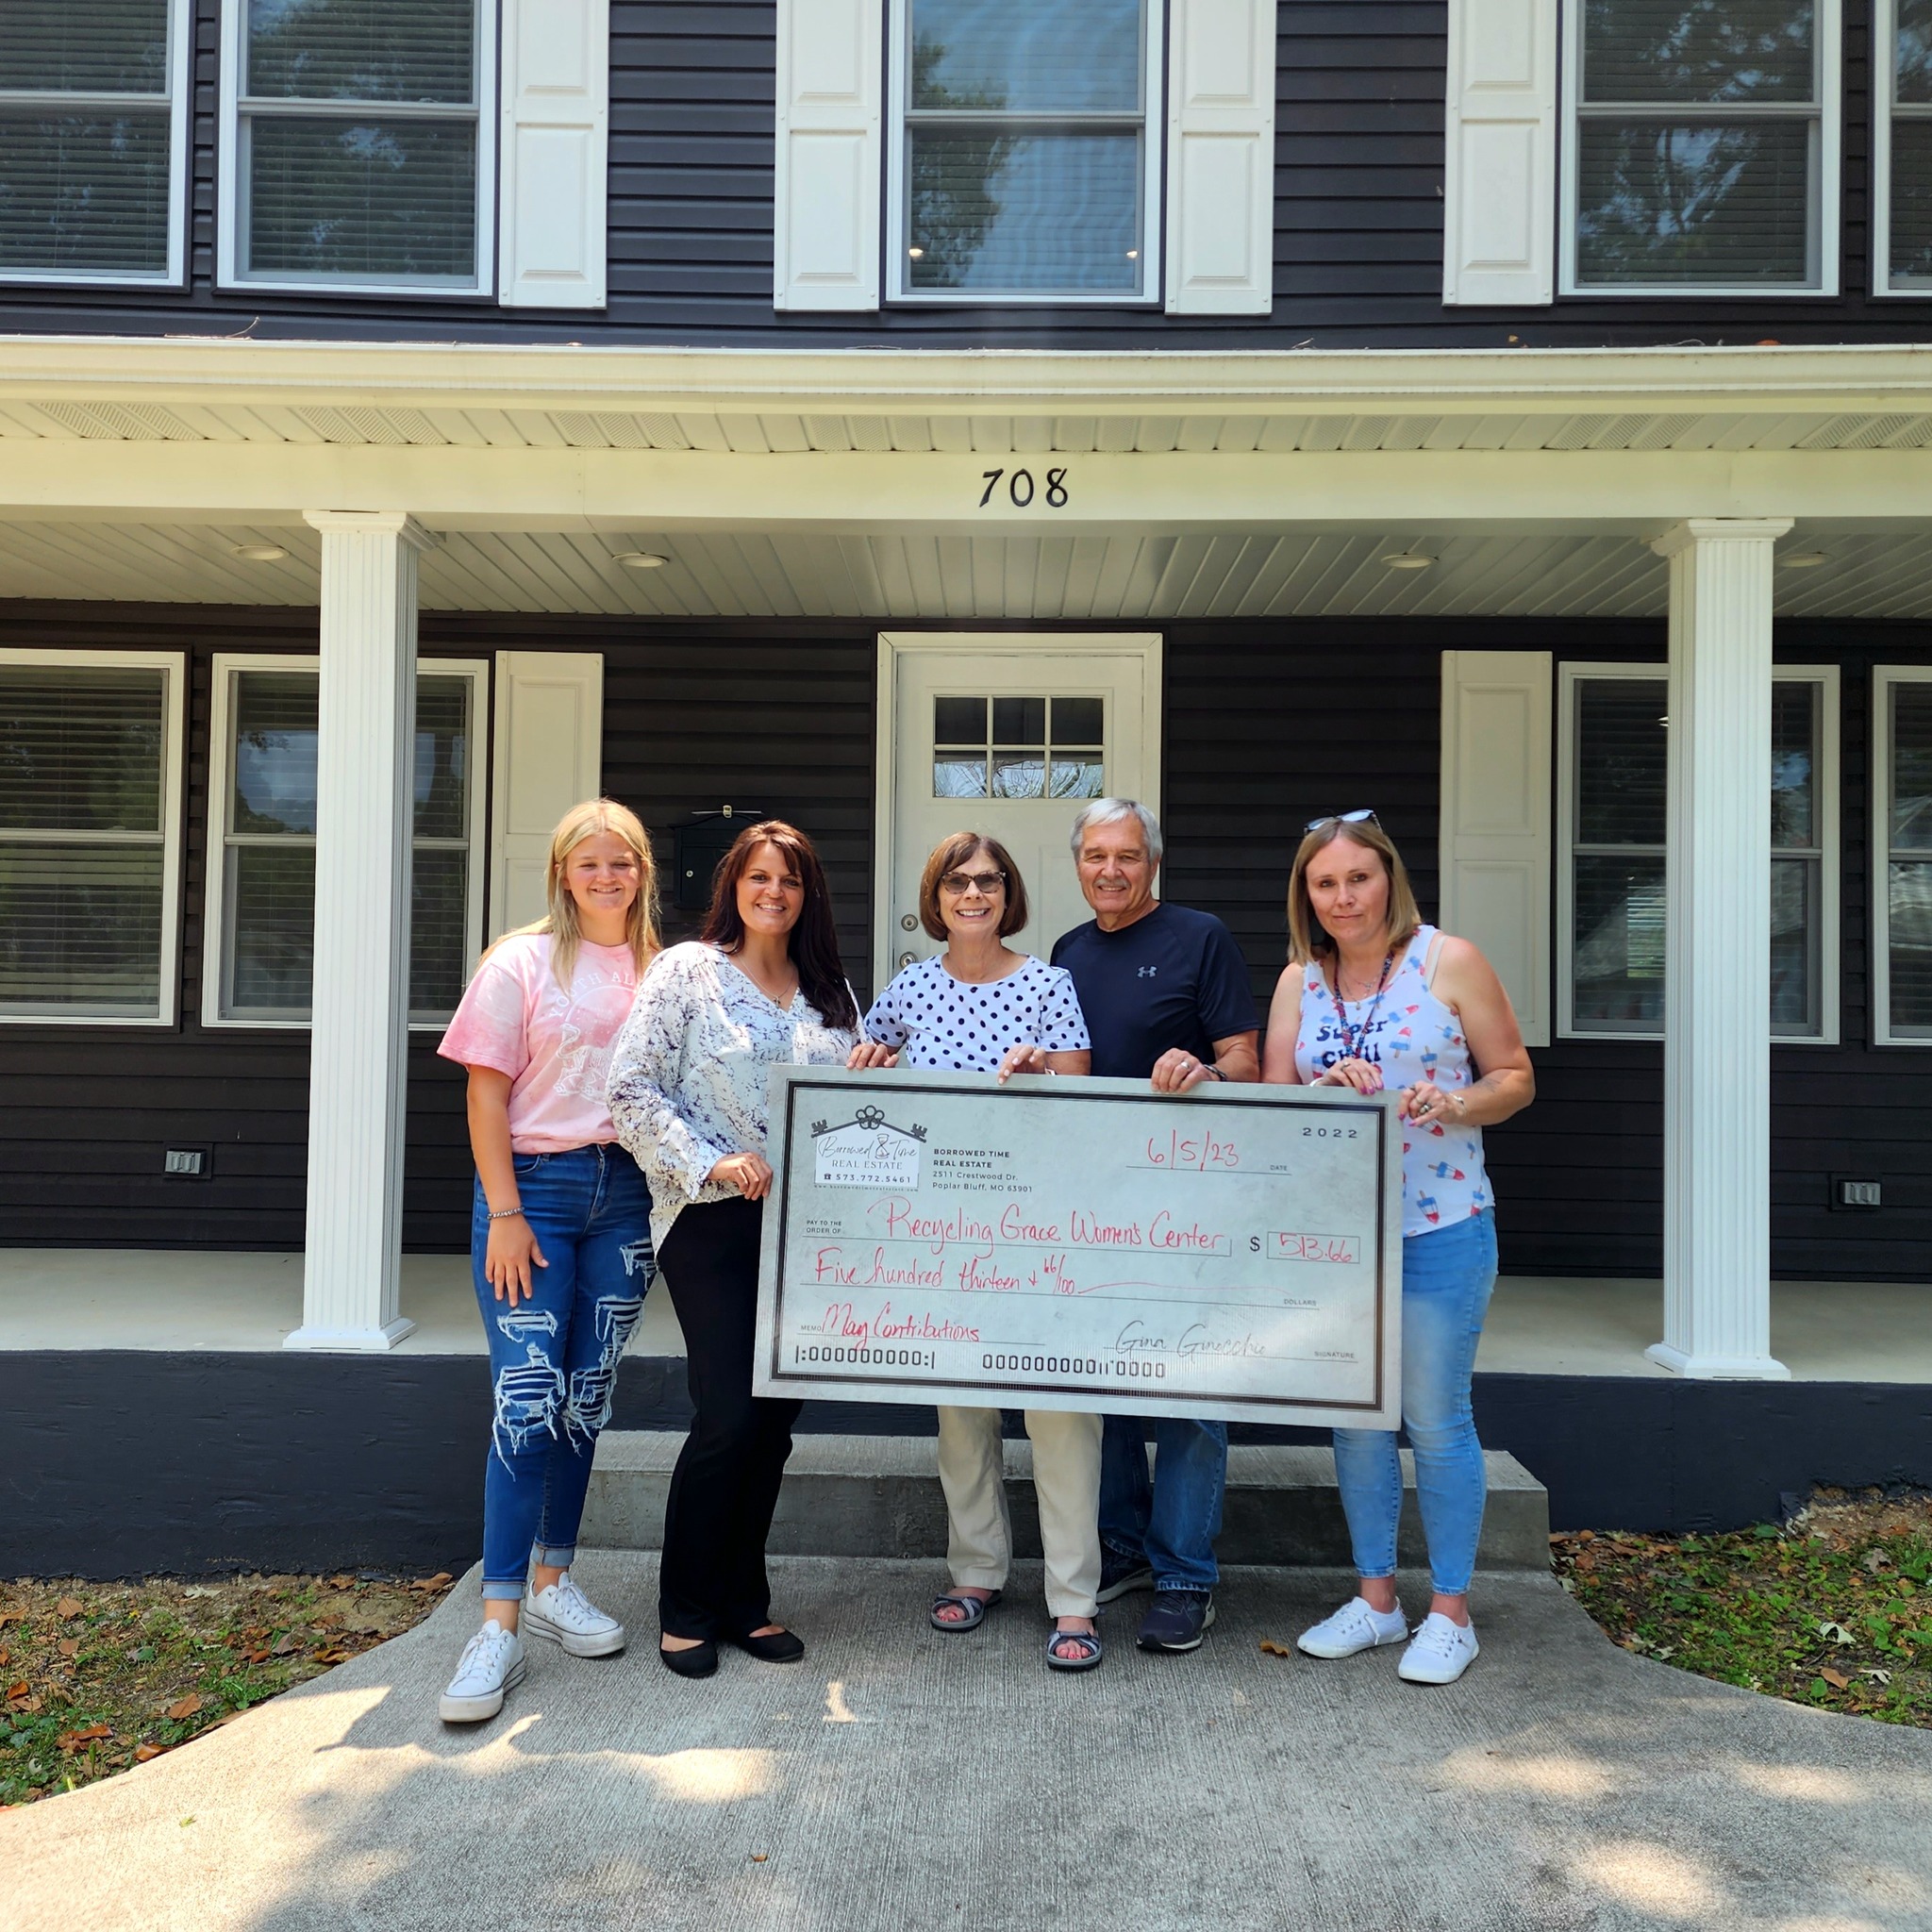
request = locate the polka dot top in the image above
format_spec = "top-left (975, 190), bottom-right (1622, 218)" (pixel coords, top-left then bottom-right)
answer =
top-left (862, 953), bottom-right (1090, 1073)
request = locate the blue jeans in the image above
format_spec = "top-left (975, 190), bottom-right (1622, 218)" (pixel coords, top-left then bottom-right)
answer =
top-left (472, 1143), bottom-right (655, 1600)
top-left (1333, 1208), bottom-right (1497, 1597)
top-left (1098, 1415), bottom-right (1228, 1591)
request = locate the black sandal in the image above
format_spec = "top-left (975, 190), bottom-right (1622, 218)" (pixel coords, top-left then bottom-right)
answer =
top-left (1045, 1626), bottom-right (1104, 1673)
top-left (929, 1590), bottom-right (1002, 1632)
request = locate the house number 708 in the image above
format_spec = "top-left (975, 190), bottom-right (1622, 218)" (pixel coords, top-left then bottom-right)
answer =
top-left (978, 467), bottom-right (1069, 509)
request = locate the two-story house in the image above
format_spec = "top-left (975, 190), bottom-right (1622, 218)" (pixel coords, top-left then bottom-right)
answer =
top-left (2, 0), bottom-right (1928, 1574)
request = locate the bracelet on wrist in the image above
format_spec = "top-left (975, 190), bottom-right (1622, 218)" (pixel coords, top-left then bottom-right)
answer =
top-left (1205, 1064), bottom-right (1227, 1082)
top-left (487, 1205), bottom-right (525, 1222)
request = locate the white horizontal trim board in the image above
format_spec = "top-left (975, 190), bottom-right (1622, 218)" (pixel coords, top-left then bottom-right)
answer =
top-left (0, 646), bottom-right (185, 1026)
top-left (1443, 0), bottom-right (1556, 306)
top-left (1873, 664), bottom-right (1932, 1044)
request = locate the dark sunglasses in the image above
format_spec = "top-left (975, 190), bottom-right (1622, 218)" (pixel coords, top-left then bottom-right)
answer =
top-left (1303, 808), bottom-right (1381, 835)
top-left (940, 870), bottom-right (1008, 894)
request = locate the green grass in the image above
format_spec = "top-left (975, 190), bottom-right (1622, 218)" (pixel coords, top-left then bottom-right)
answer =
top-left (1552, 1490), bottom-right (1932, 1726)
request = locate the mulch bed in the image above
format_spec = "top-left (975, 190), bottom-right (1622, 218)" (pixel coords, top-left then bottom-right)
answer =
top-left (1551, 1487), bottom-right (1932, 1727)
top-left (0, 1571), bottom-right (457, 1807)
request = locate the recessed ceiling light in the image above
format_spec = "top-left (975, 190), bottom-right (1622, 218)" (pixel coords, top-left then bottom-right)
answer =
top-left (1382, 553), bottom-right (1434, 570)
top-left (1780, 551), bottom-right (1828, 569)
top-left (615, 551), bottom-right (670, 571)
top-left (232, 542), bottom-right (287, 562)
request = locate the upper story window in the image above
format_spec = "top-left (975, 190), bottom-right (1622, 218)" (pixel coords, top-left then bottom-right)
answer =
top-left (0, 0), bottom-right (191, 286)
top-left (217, 0), bottom-right (496, 293)
top-left (1875, 1), bottom-right (1932, 291)
top-left (886, 0), bottom-right (1159, 302)
top-left (1560, 0), bottom-right (1840, 294)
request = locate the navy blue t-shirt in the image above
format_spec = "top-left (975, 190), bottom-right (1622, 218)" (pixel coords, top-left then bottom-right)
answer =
top-left (1050, 902), bottom-right (1258, 1080)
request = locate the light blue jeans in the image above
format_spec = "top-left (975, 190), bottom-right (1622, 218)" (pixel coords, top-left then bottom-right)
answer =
top-left (1332, 1209), bottom-right (1497, 1597)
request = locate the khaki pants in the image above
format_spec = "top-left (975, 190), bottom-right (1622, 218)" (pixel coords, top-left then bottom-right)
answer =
top-left (935, 1405), bottom-right (1102, 1618)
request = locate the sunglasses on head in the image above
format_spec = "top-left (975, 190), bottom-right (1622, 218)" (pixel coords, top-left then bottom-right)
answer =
top-left (1303, 808), bottom-right (1381, 835)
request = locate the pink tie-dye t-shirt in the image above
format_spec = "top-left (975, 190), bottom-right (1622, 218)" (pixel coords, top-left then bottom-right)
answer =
top-left (437, 933), bottom-right (641, 1152)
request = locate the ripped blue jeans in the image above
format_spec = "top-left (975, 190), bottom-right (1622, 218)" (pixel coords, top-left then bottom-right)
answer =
top-left (473, 1143), bottom-right (654, 1600)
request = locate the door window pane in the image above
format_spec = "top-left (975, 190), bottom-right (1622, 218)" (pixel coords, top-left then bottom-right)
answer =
top-left (991, 749), bottom-right (1047, 797)
top-left (931, 691), bottom-right (1104, 799)
top-left (1052, 696), bottom-right (1104, 742)
top-left (934, 754), bottom-right (989, 798)
top-left (933, 695), bottom-right (987, 742)
top-left (1573, 0), bottom-right (1822, 289)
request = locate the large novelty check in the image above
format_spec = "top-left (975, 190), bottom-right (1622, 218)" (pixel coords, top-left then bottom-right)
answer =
top-left (753, 1069), bottom-right (1403, 1429)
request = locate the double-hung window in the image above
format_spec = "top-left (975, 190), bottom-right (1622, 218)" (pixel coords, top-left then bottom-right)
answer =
top-left (0, 0), bottom-right (191, 285)
top-left (1875, 1), bottom-right (1932, 291)
top-left (886, 0), bottom-right (1159, 301)
top-left (218, 0), bottom-right (494, 292)
top-left (1560, 0), bottom-right (1840, 293)
top-left (1559, 663), bottom-right (1839, 1041)
top-left (204, 656), bottom-right (488, 1026)
top-left (0, 650), bottom-right (185, 1024)
top-left (1874, 668), bottom-right (1932, 1041)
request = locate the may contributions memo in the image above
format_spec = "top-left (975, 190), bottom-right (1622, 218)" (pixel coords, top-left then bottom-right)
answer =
top-left (753, 1069), bottom-right (1404, 1429)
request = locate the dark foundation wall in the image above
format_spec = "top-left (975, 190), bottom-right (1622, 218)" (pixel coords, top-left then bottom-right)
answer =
top-left (4, 606), bottom-right (1931, 1281)
top-left (0, 0), bottom-right (1925, 352)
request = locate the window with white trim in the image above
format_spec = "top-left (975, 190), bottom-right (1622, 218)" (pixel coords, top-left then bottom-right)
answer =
top-left (1874, 667), bottom-right (1932, 1041)
top-left (0, 0), bottom-right (191, 285)
top-left (0, 650), bottom-right (184, 1024)
top-left (1875, 0), bottom-right (1932, 291)
top-left (218, 0), bottom-right (495, 292)
top-left (886, 0), bottom-right (1160, 301)
top-left (1560, 0), bottom-right (1840, 293)
top-left (204, 657), bottom-right (488, 1025)
top-left (1558, 663), bottom-right (1839, 1041)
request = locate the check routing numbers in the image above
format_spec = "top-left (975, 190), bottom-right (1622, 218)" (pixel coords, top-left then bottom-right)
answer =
top-left (765, 1074), bottom-right (1392, 1418)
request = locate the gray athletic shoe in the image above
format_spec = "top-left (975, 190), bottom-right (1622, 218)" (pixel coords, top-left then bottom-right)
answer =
top-left (439, 1619), bottom-right (525, 1724)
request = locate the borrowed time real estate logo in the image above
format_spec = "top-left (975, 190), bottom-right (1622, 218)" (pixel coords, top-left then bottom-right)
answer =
top-left (811, 1104), bottom-right (927, 1191)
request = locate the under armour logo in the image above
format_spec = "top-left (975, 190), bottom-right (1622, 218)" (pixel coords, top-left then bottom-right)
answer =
top-left (1138, 966), bottom-right (1158, 978)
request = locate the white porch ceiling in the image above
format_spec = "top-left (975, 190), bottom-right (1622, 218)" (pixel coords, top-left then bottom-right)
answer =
top-left (3, 518), bottom-right (1930, 619)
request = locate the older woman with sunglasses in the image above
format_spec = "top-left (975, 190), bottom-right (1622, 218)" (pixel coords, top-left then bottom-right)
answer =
top-left (1261, 811), bottom-right (1533, 1686)
top-left (849, 832), bottom-right (1105, 1671)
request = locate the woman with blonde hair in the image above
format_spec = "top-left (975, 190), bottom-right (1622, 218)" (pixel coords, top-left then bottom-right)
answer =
top-left (1262, 811), bottom-right (1533, 1685)
top-left (433, 798), bottom-right (661, 1723)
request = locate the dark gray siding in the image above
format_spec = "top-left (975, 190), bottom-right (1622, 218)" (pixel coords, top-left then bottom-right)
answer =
top-left (0, 0), bottom-right (1923, 350)
top-left (4, 606), bottom-right (1930, 1282)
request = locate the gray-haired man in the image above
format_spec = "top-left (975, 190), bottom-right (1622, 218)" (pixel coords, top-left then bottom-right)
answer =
top-left (1050, 800), bottom-right (1259, 1652)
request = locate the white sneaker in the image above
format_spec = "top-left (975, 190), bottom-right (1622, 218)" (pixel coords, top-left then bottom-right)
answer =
top-left (439, 1620), bottom-right (525, 1723)
top-left (1398, 1611), bottom-right (1480, 1685)
top-left (1296, 1595), bottom-right (1410, 1659)
top-left (523, 1573), bottom-right (627, 1657)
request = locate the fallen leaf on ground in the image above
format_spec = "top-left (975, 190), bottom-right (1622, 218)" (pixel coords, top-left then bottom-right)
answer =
top-left (410, 1574), bottom-right (455, 1593)
top-left (1818, 1620), bottom-right (1854, 1644)
top-left (133, 1743), bottom-right (165, 1763)
top-left (57, 1639), bottom-right (78, 1658)
top-left (0, 1611), bottom-right (24, 1628)
top-left (165, 1693), bottom-right (203, 1722)
top-left (5, 1681), bottom-right (28, 1701)
top-left (328, 1576), bottom-right (354, 1591)
top-left (313, 1649), bottom-right (349, 1665)
top-left (54, 1599), bottom-right (84, 1621)
top-left (1258, 1639), bottom-right (1293, 1657)
top-left (57, 1724), bottom-right (111, 1750)
top-left (244, 1648), bottom-right (271, 1664)
top-left (271, 1634), bottom-right (302, 1656)
top-left (1821, 1667), bottom-right (1851, 1690)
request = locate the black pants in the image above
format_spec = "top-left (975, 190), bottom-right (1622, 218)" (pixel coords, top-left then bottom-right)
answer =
top-left (656, 1196), bottom-right (803, 1641)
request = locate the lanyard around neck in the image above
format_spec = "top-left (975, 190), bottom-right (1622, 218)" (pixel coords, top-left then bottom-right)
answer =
top-left (1324, 949), bottom-right (1394, 1061)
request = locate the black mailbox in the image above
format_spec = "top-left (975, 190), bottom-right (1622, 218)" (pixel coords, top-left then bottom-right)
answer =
top-left (672, 808), bottom-right (763, 912)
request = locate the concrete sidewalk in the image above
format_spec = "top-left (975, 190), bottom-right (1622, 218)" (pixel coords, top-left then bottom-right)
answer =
top-left (7, 1556), bottom-right (1931, 1932)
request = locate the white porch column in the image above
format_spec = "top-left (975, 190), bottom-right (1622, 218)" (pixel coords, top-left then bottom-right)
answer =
top-left (1645, 518), bottom-right (1791, 1380)
top-left (286, 511), bottom-right (433, 1351)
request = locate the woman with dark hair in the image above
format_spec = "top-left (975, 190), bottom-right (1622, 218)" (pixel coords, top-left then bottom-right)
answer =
top-left (849, 832), bottom-right (1103, 1669)
top-left (608, 821), bottom-right (862, 1676)
top-left (1261, 812), bottom-right (1533, 1685)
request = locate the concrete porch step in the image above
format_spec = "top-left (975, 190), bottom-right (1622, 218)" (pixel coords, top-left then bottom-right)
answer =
top-left (580, 1432), bottom-right (1551, 1571)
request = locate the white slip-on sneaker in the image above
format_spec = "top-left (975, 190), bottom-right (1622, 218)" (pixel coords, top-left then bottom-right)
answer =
top-left (1397, 1611), bottom-right (1480, 1685)
top-left (1296, 1596), bottom-right (1411, 1659)
top-left (439, 1620), bottom-right (526, 1723)
top-left (523, 1572), bottom-right (628, 1657)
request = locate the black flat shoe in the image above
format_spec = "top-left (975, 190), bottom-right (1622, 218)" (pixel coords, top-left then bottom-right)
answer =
top-left (658, 1640), bottom-right (718, 1678)
top-left (726, 1627), bottom-right (806, 1664)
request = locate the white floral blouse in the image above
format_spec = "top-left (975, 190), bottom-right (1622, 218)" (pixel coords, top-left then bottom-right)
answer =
top-left (607, 941), bottom-right (858, 1254)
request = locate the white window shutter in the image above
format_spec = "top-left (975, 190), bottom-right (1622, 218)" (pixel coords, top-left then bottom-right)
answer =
top-left (1439, 651), bottom-right (1552, 1047)
top-left (1164, 0), bottom-right (1277, 314)
top-left (499, 0), bottom-right (609, 308)
top-left (774, 0), bottom-right (883, 310)
top-left (491, 652), bottom-right (604, 938)
top-left (1442, 0), bottom-right (1556, 305)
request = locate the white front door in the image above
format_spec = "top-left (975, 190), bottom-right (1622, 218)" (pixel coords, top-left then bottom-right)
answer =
top-left (876, 634), bottom-right (1162, 989)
